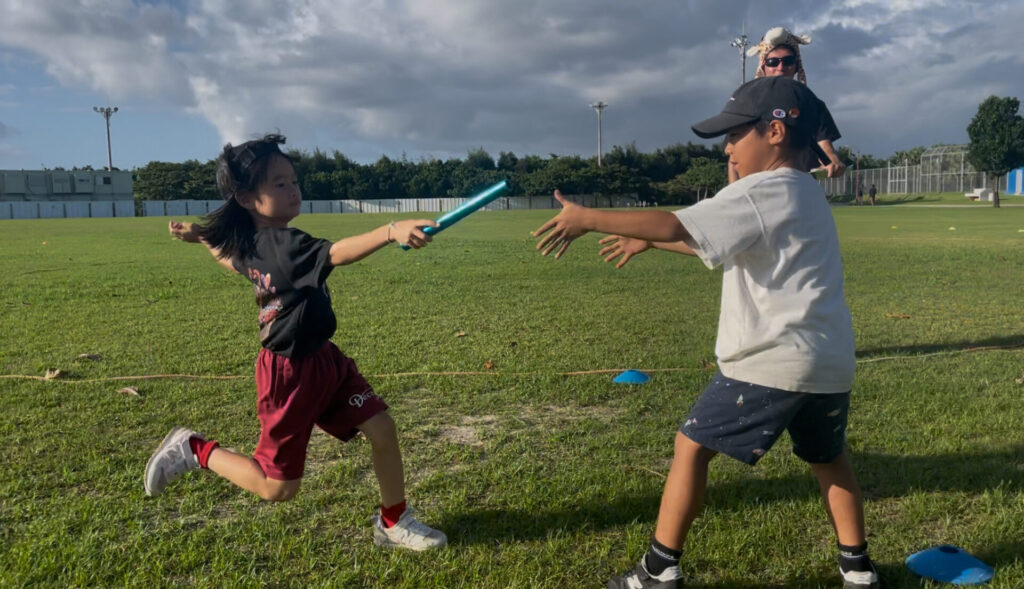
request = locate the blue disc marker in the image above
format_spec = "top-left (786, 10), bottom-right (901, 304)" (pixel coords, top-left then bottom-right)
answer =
top-left (906, 545), bottom-right (994, 585)
top-left (613, 370), bottom-right (650, 384)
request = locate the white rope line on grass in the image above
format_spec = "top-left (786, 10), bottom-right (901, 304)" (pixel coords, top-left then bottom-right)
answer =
top-left (0, 367), bottom-right (691, 383)
top-left (2, 342), bottom-right (1023, 384)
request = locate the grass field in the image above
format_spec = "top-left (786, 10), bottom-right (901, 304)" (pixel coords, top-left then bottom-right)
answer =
top-left (2, 205), bottom-right (1023, 588)
top-left (829, 191), bottom-right (1024, 206)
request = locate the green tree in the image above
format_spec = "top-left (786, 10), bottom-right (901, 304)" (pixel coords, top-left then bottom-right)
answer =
top-left (496, 151), bottom-right (519, 171)
top-left (465, 147), bottom-right (496, 170)
top-left (890, 146), bottom-right (926, 166)
top-left (967, 95), bottom-right (1024, 208)
top-left (182, 159), bottom-right (218, 200)
top-left (678, 157), bottom-right (727, 201)
top-left (134, 161), bottom-right (189, 201)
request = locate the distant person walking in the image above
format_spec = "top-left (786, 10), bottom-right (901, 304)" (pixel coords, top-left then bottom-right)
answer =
top-left (731, 27), bottom-right (846, 182)
top-left (869, 184), bottom-right (877, 205)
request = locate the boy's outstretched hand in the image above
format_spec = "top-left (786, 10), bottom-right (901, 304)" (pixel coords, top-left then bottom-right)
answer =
top-left (533, 190), bottom-right (592, 258)
top-left (168, 220), bottom-right (201, 243)
top-left (598, 235), bottom-right (651, 268)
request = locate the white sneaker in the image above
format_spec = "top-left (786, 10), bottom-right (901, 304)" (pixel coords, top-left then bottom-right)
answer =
top-left (607, 558), bottom-right (682, 589)
top-left (840, 560), bottom-right (880, 589)
top-left (372, 507), bottom-right (447, 551)
top-left (144, 427), bottom-right (200, 496)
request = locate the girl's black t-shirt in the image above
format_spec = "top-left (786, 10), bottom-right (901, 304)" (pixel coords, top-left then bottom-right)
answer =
top-left (232, 227), bottom-right (336, 358)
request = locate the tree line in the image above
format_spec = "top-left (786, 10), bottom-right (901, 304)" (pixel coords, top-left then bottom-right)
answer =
top-left (132, 142), bottom-right (734, 205)
top-left (110, 93), bottom-right (1024, 207)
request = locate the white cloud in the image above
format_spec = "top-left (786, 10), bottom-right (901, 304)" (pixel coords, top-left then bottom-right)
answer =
top-left (0, 0), bottom-right (1020, 161)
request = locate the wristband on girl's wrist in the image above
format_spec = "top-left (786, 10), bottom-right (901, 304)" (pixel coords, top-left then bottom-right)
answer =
top-left (386, 221), bottom-right (396, 243)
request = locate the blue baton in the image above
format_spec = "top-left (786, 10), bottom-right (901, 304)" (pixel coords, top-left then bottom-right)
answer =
top-left (401, 180), bottom-right (509, 250)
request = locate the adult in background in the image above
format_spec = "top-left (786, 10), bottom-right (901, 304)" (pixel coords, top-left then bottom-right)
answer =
top-left (728, 27), bottom-right (846, 182)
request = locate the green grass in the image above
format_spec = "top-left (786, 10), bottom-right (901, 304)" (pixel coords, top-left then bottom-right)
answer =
top-left (2, 207), bottom-right (1023, 588)
top-left (829, 191), bottom-right (1024, 206)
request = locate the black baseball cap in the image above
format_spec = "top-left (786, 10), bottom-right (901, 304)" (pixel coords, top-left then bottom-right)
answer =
top-left (692, 76), bottom-right (829, 165)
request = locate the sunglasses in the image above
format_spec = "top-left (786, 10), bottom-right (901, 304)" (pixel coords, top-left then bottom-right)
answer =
top-left (764, 55), bottom-right (797, 68)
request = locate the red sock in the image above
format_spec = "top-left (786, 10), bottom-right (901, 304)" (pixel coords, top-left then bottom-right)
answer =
top-left (189, 436), bottom-right (219, 469)
top-left (381, 500), bottom-right (407, 528)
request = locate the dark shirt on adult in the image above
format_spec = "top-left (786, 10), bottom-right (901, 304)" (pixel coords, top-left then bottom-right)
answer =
top-left (232, 227), bottom-right (336, 359)
top-left (802, 97), bottom-right (842, 170)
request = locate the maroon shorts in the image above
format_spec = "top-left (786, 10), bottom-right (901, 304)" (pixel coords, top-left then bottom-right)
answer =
top-left (253, 342), bottom-right (388, 480)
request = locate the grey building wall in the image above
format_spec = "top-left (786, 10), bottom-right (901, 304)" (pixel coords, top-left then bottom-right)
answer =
top-left (1, 169), bottom-right (133, 202)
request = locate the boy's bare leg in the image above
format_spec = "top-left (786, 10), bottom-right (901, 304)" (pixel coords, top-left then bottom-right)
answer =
top-left (653, 432), bottom-right (718, 549)
top-left (808, 452), bottom-right (866, 546)
top-left (207, 448), bottom-right (301, 501)
top-left (357, 412), bottom-right (405, 508)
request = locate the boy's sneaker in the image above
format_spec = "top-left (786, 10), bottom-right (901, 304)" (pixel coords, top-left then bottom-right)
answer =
top-left (840, 557), bottom-right (880, 589)
top-left (607, 558), bottom-right (682, 589)
top-left (144, 427), bottom-right (200, 496)
top-left (371, 507), bottom-right (446, 551)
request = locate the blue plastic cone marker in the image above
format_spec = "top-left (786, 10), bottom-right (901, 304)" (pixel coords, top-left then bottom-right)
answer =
top-left (905, 545), bottom-right (994, 585)
top-left (613, 370), bottom-right (650, 384)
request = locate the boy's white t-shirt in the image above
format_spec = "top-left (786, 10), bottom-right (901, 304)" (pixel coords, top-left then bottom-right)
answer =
top-left (675, 167), bottom-right (855, 394)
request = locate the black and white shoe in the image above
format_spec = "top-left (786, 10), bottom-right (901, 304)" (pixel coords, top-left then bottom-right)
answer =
top-left (607, 558), bottom-right (682, 589)
top-left (840, 556), bottom-right (880, 589)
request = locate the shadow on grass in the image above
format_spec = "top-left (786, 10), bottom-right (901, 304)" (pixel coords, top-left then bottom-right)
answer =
top-left (856, 333), bottom-right (1024, 359)
top-left (443, 448), bottom-right (1021, 586)
top-left (698, 446), bottom-right (1024, 506)
top-left (829, 194), bottom-right (938, 206)
top-left (869, 195), bottom-right (933, 206)
top-left (975, 540), bottom-right (1024, 571)
top-left (444, 492), bottom-right (661, 545)
top-left (446, 445), bottom-right (1023, 542)
top-left (682, 562), bottom-right (902, 589)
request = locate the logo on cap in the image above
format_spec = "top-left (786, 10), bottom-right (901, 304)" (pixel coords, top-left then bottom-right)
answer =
top-left (772, 108), bottom-right (787, 119)
top-left (788, 108), bottom-right (801, 118)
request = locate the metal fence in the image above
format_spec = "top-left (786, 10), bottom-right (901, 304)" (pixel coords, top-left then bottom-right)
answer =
top-left (0, 200), bottom-right (135, 220)
top-left (818, 164), bottom-right (1008, 197)
top-left (138, 194), bottom-right (639, 217)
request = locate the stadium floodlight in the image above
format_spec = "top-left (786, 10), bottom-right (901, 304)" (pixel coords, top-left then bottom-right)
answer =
top-left (93, 106), bottom-right (119, 171)
top-left (589, 101), bottom-right (608, 167)
top-left (730, 34), bottom-right (749, 83)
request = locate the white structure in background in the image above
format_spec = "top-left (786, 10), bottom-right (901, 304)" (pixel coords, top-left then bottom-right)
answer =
top-left (1005, 167), bottom-right (1023, 195)
top-left (0, 169), bottom-right (134, 219)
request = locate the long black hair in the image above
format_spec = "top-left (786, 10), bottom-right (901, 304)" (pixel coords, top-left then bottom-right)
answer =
top-left (196, 134), bottom-right (291, 261)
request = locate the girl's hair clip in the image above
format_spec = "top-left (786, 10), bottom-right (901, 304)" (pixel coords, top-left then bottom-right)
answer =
top-left (226, 134), bottom-right (287, 178)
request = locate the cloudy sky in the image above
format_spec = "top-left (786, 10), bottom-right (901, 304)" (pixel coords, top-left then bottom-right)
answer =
top-left (0, 0), bottom-right (1020, 171)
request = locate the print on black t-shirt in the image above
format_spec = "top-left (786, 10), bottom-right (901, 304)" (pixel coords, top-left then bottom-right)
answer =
top-left (232, 227), bottom-right (337, 359)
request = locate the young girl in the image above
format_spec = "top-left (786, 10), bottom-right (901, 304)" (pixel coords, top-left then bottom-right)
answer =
top-left (145, 134), bottom-right (446, 551)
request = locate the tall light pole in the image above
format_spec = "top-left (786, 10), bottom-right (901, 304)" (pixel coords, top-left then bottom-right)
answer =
top-left (730, 34), bottom-right (750, 83)
top-left (590, 101), bottom-right (607, 167)
top-left (93, 106), bottom-right (119, 170)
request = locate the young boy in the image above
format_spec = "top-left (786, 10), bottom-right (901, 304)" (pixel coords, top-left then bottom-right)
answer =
top-left (534, 77), bottom-right (878, 589)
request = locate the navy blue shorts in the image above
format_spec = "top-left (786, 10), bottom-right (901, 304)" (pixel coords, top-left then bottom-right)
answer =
top-left (680, 372), bottom-right (850, 465)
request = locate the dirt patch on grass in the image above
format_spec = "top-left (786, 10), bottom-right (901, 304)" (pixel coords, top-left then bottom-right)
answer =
top-left (438, 425), bottom-right (482, 447)
top-left (438, 415), bottom-right (498, 447)
top-left (519, 404), bottom-right (624, 424)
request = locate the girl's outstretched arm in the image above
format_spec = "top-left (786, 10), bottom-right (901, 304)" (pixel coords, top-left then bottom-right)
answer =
top-left (168, 220), bottom-right (238, 273)
top-left (328, 219), bottom-right (439, 266)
